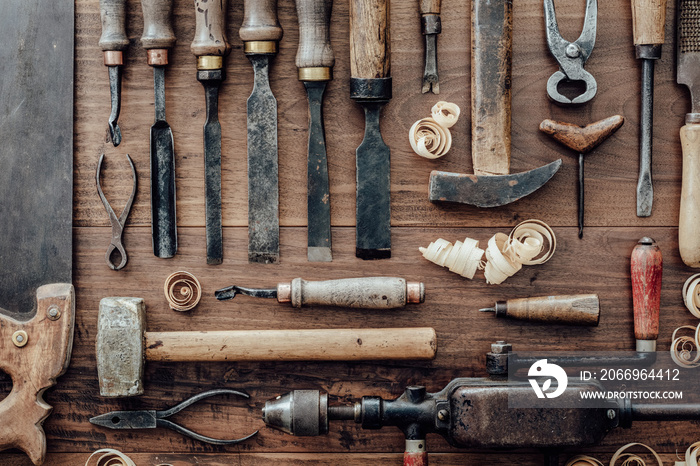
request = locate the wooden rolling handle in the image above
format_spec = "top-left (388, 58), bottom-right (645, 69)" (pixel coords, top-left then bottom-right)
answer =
top-left (504, 295), bottom-right (600, 326)
top-left (99, 0), bottom-right (128, 52)
top-left (140, 0), bottom-right (176, 50)
top-left (295, 0), bottom-right (334, 70)
top-left (240, 0), bottom-right (283, 43)
top-left (631, 0), bottom-right (667, 46)
top-left (145, 327), bottom-right (437, 361)
top-left (631, 237), bottom-right (662, 352)
top-left (191, 0), bottom-right (231, 58)
top-left (349, 0), bottom-right (390, 79)
top-left (420, 0), bottom-right (440, 15)
top-left (679, 124), bottom-right (700, 267)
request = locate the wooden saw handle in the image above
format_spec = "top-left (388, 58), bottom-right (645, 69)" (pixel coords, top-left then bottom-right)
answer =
top-left (191, 0), bottom-right (231, 58)
top-left (99, 0), bottom-right (128, 52)
top-left (679, 124), bottom-right (700, 267)
top-left (631, 0), bottom-right (667, 46)
top-left (0, 284), bottom-right (74, 465)
top-left (284, 277), bottom-right (423, 309)
top-left (240, 0), bottom-right (284, 43)
top-left (631, 238), bottom-right (662, 352)
top-left (350, 0), bottom-right (390, 79)
top-left (140, 0), bottom-right (176, 50)
top-left (145, 327), bottom-right (437, 361)
top-left (295, 0), bottom-right (335, 71)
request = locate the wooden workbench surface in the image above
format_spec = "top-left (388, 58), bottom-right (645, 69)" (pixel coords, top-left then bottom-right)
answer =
top-left (3, 0), bottom-right (699, 464)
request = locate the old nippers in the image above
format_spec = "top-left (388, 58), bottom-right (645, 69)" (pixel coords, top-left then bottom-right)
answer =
top-left (544, 0), bottom-right (597, 105)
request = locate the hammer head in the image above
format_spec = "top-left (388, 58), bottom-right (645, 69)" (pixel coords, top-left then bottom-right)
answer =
top-left (97, 297), bottom-right (145, 397)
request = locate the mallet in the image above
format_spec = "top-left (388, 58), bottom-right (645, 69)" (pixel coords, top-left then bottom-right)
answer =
top-left (96, 297), bottom-right (437, 397)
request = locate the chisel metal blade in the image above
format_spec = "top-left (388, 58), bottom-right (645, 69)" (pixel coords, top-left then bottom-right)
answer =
top-left (422, 34), bottom-right (439, 94)
top-left (200, 72), bottom-right (223, 265)
top-left (305, 81), bottom-right (332, 262)
top-left (247, 54), bottom-right (279, 264)
top-left (108, 65), bottom-right (123, 146)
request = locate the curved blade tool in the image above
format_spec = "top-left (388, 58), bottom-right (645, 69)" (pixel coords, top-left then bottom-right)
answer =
top-left (99, 0), bottom-right (128, 146)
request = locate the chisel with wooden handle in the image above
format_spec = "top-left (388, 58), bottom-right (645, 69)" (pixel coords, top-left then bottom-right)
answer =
top-left (631, 237), bottom-right (662, 352)
top-left (99, 0), bottom-right (128, 146)
top-left (215, 277), bottom-right (424, 309)
top-left (479, 294), bottom-right (600, 326)
top-left (420, 0), bottom-right (441, 94)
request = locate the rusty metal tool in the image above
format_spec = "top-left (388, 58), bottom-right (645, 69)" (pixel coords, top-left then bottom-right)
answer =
top-left (677, 0), bottom-right (700, 267)
top-left (428, 0), bottom-right (561, 207)
top-left (142, 0), bottom-right (177, 258)
top-left (631, 237), bottom-right (662, 352)
top-left (0, 0), bottom-right (75, 463)
top-left (191, 0), bottom-right (231, 265)
top-left (99, 0), bottom-right (128, 146)
top-left (351, 0), bottom-right (392, 259)
top-left (295, 0), bottom-right (334, 262)
top-left (420, 0), bottom-right (441, 94)
top-left (90, 389), bottom-right (259, 444)
top-left (241, 0), bottom-right (283, 264)
top-left (96, 297), bottom-right (437, 397)
top-left (215, 277), bottom-right (424, 309)
top-left (539, 115), bottom-right (625, 238)
top-left (544, 0), bottom-right (597, 105)
top-left (96, 154), bottom-right (137, 271)
top-left (632, 0), bottom-right (668, 217)
top-left (479, 294), bottom-right (600, 326)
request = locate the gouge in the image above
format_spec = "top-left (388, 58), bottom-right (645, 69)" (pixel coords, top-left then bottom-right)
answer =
top-left (241, 0), bottom-right (283, 264)
top-left (295, 0), bottom-right (334, 262)
top-left (99, 0), bottom-right (128, 146)
top-left (479, 294), bottom-right (600, 326)
top-left (420, 0), bottom-right (441, 94)
top-left (631, 0), bottom-right (668, 217)
top-left (631, 237), bottom-right (662, 352)
top-left (677, 0), bottom-right (700, 267)
top-left (191, 0), bottom-right (231, 265)
top-left (141, 0), bottom-right (177, 258)
top-left (215, 277), bottom-right (424, 309)
top-left (351, 0), bottom-right (392, 260)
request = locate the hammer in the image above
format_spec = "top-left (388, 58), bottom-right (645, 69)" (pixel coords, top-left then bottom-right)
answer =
top-left (96, 297), bottom-right (437, 397)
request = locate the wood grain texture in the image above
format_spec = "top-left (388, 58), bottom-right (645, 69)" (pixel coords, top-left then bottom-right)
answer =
top-left (140, 0), bottom-right (177, 49)
top-left (631, 238), bottom-right (663, 342)
top-left (240, 0), bottom-right (284, 43)
top-left (503, 294), bottom-right (600, 326)
top-left (419, 0), bottom-right (440, 15)
top-left (295, 0), bottom-right (334, 69)
top-left (349, 0), bottom-right (390, 79)
top-left (631, 0), bottom-right (668, 46)
top-left (679, 123), bottom-right (700, 267)
top-left (191, 0), bottom-right (231, 57)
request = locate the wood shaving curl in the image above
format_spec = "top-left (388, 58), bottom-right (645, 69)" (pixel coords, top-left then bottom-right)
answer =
top-left (564, 456), bottom-right (604, 466)
top-left (419, 237), bottom-right (484, 279)
top-left (609, 442), bottom-right (663, 466)
top-left (409, 118), bottom-right (452, 159)
top-left (431, 101), bottom-right (460, 128)
top-left (683, 274), bottom-right (700, 318)
top-left (682, 441), bottom-right (700, 466)
top-left (85, 449), bottom-right (137, 466)
top-left (671, 325), bottom-right (700, 368)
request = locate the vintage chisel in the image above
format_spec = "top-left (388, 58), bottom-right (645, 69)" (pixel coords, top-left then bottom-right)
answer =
top-left (420, 0), bottom-right (441, 94)
top-left (142, 0), bottom-right (177, 258)
top-left (295, 0), bottom-right (334, 262)
top-left (191, 0), bottom-right (231, 265)
top-left (479, 294), bottom-right (600, 326)
top-left (241, 0), bottom-right (283, 264)
top-left (99, 0), bottom-right (128, 146)
top-left (351, 0), bottom-right (392, 260)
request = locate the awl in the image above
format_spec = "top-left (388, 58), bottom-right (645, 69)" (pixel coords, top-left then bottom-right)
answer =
top-left (631, 237), bottom-right (662, 352)
top-left (215, 277), bottom-right (424, 309)
top-left (141, 0), bottom-right (177, 258)
top-left (420, 0), bottom-right (441, 94)
top-left (241, 0), bottom-right (283, 264)
top-left (191, 0), bottom-right (231, 265)
top-left (295, 0), bottom-right (334, 262)
top-left (351, 0), bottom-right (392, 259)
top-left (479, 294), bottom-right (600, 326)
top-left (99, 0), bottom-right (128, 146)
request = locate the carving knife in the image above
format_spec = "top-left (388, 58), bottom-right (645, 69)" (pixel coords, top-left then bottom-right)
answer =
top-left (141, 0), bottom-right (177, 258)
top-left (191, 0), bottom-right (231, 265)
top-left (241, 0), bottom-right (283, 264)
top-left (350, 0), bottom-right (392, 260)
top-left (295, 0), bottom-right (334, 262)
top-left (420, 0), bottom-right (441, 94)
top-left (99, 0), bottom-right (128, 146)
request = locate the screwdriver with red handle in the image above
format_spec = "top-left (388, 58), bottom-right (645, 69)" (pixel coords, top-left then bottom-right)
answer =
top-left (631, 237), bottom-right (662, 352)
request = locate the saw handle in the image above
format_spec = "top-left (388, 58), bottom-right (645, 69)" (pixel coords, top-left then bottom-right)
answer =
top-left (240, 0), bottom-right (283, 43)
top-left (140, 0), bottom-right (176, 51)
top-left (630, 0), bottom-right (667, 46)
top-left (99, 0), bottom-right (128, 52)
top-left (630, 238), bottom-right (662, 352)
top-left (679, 124), bottom-right (700, 267)
top-left (498, 295), bottom-right (600, 326)
top-left (350, 0), bottom-right (390, 79)
top-left (295, 0), bottom-right (334, 71)
top-left (191, 0), bottom-right (231, 58)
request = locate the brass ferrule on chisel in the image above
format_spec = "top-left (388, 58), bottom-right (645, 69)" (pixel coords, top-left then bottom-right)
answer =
top-left (103, 50), bottom-right (123, 66)
top-left (245, 40), bottom-right (278, 55)
top-left (147, 49), bottom-right (169, 66)
top-left (298, 67), bottom-right (332, 81)
top-left (197, 56), bottom-right (224, 70)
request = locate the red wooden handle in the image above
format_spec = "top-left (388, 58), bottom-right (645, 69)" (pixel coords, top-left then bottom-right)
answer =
top-left (404, 440), bottom-right (428, 466)
top-left (630, 237), bottom-right (662, 351)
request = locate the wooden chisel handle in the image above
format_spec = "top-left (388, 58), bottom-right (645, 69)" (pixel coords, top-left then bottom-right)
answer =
top-left (145, 328), bottom-right (437, 361)
top-left (420, 0), bottom-right (441, 15)
top-left (191, 0), bottom-right (231, 60)
top-left (240, 0), bottom-right (283, 50)
top-left (631, 0), bottom-right (667, 47)
top-left (140, 0), bottom-right (175, 64)
top-left (295, 0), bottom-right (334, 78)
top-left (679, 124), bottom-right (700, 267)
top-left (496, 295), bottom-right (599, 326)
top-left (631, 237), bottom-right (662, 352)
top-left (350, 0), bottom-right (390, 79)
top-left (99, 0), bottom-right (128, 62)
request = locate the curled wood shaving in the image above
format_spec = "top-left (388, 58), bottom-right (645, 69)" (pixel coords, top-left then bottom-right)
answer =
top-left (609, 442), bottom-right (663, 466)
top-left (565, 456), bottom-right (604, 466)
top-left (483, 233), bottom-right (523, 285)
top-left (419, 237), bottom-right (484, 279)
top-left (671, 325), bottom-right (700, 368)
top-left (683, 274), bottom-right (700, 318)
top-left (85, 449), bottom-right (137, 466)
top-left (164, 271), bottom-right (202, 312)
top-left (409, 117), bottom-right (452, 159)
top-left (683, 441), bottom-right (700, 466)
top-left (431, 101), bottom-right (460, 128)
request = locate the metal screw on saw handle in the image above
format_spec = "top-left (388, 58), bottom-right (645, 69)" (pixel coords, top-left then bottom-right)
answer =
top-left (47, 305), bottom-right (61, 320)
top-left (12, 330), bottom-right (28, 347)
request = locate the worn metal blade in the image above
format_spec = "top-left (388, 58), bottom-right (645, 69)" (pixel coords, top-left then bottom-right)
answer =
top-left (214, 285), bottom-right (277, 300)
top-left (356, 103), bottom-right (391, 260)
top-left (304, 81), bottom-right (332, 262)
top-left (89, 410), bottom-right (157, 430)
top-left (428, 160), bottom-right (562, 207)
top-left (422, 34), bottom-right (439, 94)
top-left (247, 55), bottom-right (279, 264)
top-left (108, 65), bottom-right (123, 146)
top-left (0, 0), bottom-right (73, 318)
top-left (636, 59), bottom-right (654, 217)
top-left (151, 65), bottom-right (177, 258)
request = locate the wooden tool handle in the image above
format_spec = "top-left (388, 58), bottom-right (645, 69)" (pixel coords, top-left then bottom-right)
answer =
top-left (631, 237), bottom-right (662, 351)
top-left (145, 328), bottom-right (437, 361)
top-left (539, 116), bottom-right (625, 154)
top-left (285, 277), bottom-right (423, 309)
top-left (240, 0), bottom-right (283, 43)
top-left (349, 0), bottom-right (390, 79)
top-left (679, 124), bottom-right (700, 267)
top-left (140, 0), bottom-right (176, 50)
top-left (631, 0), bottom-right (667, 46)
top-left (503, 295), bottom-right (600, 326)
top-left (191, 0), bottom-right (231, 57)
top-left (295, 0), bottom-right (334, 70)
top-left (99, 0), bottom-right (129, 52)
top-left (420, 0), bottom-right (441, 15)
top-left (471, 0), bottom-right (512, 175)
top-left (0, 284), bottom-right (74, 465)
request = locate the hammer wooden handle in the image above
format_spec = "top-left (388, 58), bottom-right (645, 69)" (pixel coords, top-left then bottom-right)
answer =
top-left (240, 0), bottom-right (283, 43)
top-left (99, 0), bottom-right (128, 52)
top-left (350, 0), bottom-right (390, 79)
top-left (679, 124), bottom-right (700, 267)
top-left (145, 328), bottom-right (437, 361)
top-left (140, 0), bottom-right (176, 50)
top-left (496, 295), bottom-right (599, 326)
top-left (631, 237), bottom-right (662, 351)
top-left (295, 0), bottom-right (335, 70)
top-left (191, 0), bottom-right (231, 57)
top-left (631, 0), bottom-right (667, 46)
top-left (282, 277), bottom-right (423, 309)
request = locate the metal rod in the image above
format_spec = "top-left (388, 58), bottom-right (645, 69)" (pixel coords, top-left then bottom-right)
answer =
top-left (637, 58), bottom-right (654, 217)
